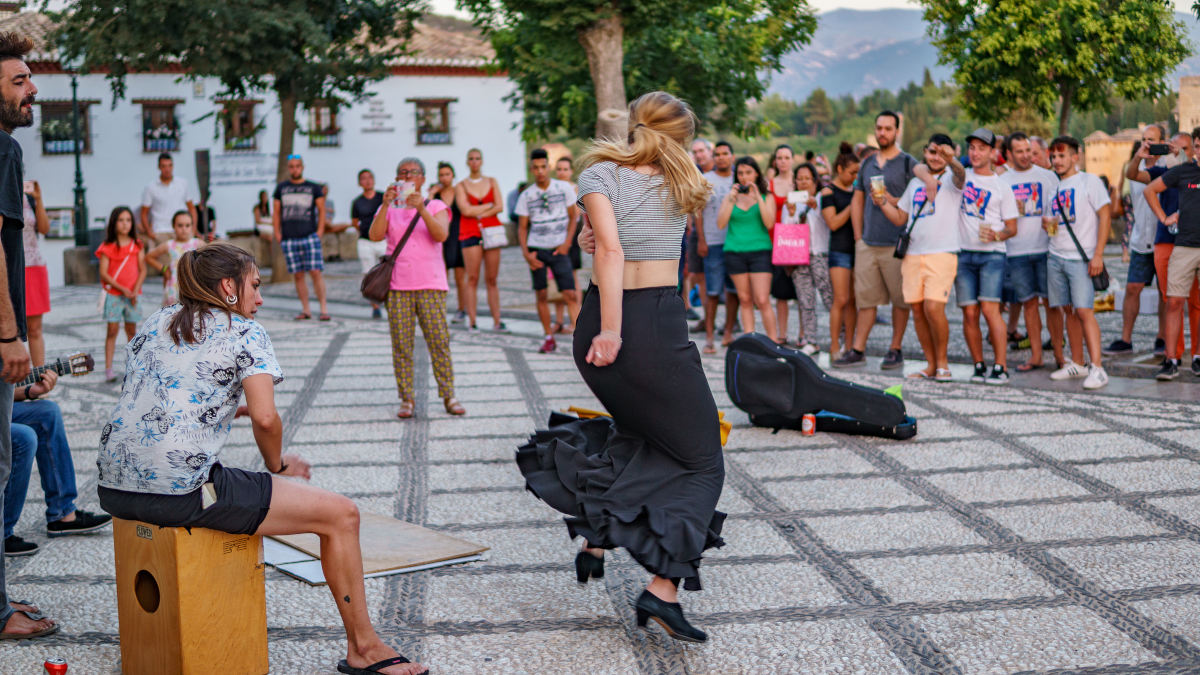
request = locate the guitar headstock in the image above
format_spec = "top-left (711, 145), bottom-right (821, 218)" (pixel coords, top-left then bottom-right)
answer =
top-left (65, 352), bottom-right (94, 377)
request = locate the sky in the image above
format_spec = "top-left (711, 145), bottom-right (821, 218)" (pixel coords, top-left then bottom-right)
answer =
top-left (427, 0), bottom-right (1198, 18)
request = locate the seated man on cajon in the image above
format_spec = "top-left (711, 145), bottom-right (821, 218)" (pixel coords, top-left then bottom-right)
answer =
top-left (96, 242), bottom-right (427, 675)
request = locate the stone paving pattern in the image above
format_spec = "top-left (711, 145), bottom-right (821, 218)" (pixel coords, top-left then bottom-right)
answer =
top-left (0, 247), bottom-right (1196, 673)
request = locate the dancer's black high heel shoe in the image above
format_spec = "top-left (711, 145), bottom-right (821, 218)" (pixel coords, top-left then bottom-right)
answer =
top-left (634, 589), bottom-right (707, 643)
top-left (574, 550), bottom-right (604, 583)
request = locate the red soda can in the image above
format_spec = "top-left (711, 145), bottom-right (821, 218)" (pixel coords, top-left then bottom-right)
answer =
top-left (801, 413), bottom-right (816, 436)
top-left (44, 657), bottom-right (67, 675)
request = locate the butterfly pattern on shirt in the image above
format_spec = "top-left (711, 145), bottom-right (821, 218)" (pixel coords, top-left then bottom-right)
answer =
top-left (97, 305), bottom-right (284, 495)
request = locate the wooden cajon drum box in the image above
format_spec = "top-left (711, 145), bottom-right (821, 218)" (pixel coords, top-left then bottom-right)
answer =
top-left (112, 518), bottom-right (269, 675)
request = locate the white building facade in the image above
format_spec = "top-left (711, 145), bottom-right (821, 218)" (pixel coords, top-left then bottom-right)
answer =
top-left (4, 11), bottom-right (525, 286)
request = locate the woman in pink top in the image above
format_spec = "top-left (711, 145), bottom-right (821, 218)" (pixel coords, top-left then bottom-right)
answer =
top-left (368, 157), bottom-right (465, 419)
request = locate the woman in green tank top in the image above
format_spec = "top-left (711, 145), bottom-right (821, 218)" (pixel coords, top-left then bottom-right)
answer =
top-left (717, 156), bottom-right (778, 341)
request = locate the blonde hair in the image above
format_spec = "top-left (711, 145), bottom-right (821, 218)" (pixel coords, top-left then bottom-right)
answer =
top-left (167, 242), bottom-right (257, 345)
top-left (580, 91), bottom-right (711, 215)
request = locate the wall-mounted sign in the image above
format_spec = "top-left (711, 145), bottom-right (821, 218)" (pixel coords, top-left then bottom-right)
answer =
top-left (210, 153), bottom-right (277, 186)
top-left (362, 99), bottom-right (393, 134)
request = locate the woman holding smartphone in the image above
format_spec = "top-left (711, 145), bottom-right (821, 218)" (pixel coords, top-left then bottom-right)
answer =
top-left (718, 156), bottom-right (777, 342)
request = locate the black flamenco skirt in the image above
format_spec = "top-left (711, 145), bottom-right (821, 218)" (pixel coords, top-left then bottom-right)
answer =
top-left (515, 285), bottom-right (726, 591)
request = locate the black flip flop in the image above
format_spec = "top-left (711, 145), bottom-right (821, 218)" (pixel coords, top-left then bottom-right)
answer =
top-left (0, 610), bottom-right (58, 640)
top-left (337, 656), bottom-right (428, 675)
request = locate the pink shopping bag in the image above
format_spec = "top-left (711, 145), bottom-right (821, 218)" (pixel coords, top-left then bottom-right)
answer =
top-left (772, 222), bottom-right (810, 265)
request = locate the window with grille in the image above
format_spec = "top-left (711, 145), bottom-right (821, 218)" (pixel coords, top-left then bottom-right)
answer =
top-left (409, 98), bottom-right (454, 145)
top-left (308, 102), bottom-right (340, 148)
top-left (139, 101), bottom-right (181, 152)
top-left (38, 102), bottom-right (92, 155)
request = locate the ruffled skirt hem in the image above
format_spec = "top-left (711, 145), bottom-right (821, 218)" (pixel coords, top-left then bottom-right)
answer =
top-left (516, 413), bottom-right (725, 591)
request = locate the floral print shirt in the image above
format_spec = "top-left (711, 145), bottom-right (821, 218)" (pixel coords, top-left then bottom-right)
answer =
top-left (97, 305), bottom-right (284, 495)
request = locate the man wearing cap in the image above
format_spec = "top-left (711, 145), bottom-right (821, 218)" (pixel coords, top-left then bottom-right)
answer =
top-left (957, 128), bottom-right (1019, 385)
top-left (273, 154), bottom-right (330, 321)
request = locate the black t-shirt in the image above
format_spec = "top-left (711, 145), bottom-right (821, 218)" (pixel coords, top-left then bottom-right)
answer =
top-left (0, 131), bottom-right (24, 341)
top-left (272, 180), bottom-right (324, 240)
top-left (1159, 162), bottom-right (1200, 248)
top-left (820, 186), bottom-right (855, 254)
top-left (351, 193), bottom-right (384, 239)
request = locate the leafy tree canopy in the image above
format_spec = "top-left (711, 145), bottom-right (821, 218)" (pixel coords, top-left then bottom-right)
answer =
top-left (460, 0), bottom-right (817, 140)
top-left (50, 0), bottom-right (424, 177)
top-left (918, 0), bottom-right (1190, 134)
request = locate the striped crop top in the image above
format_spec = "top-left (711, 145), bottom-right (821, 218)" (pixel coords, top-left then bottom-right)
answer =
top-left (576, 161), bottom-right (686, 261)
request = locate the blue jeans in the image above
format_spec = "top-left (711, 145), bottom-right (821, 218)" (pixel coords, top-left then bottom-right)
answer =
top-left (1006, 253), bottom-right (1049, 302)
top-left (3, 400), bottom-right (78, 539)
top-left (955, 250), bottom-right (1007, 306)
top-left (1127, 250), bottom-right (1156, 286)
top-left (701, 244), bottom-right (733, 297)
top-left (1048, 254), bottom-right (1094, 309)
top-left (0, 381), bottom-right (14, 625)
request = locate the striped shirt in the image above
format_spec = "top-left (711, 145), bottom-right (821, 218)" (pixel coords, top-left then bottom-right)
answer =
top-left (576, 161), bottom-right (686, 261)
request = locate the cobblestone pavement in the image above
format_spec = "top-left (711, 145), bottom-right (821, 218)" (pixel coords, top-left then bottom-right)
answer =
top-left (0, 249), bottom-right (1197, 674)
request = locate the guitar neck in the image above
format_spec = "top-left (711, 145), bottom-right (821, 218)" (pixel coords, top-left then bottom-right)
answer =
top-left (18, 360), bottom-right (68, 388)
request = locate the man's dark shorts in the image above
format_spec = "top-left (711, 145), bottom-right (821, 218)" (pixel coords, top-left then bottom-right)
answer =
top-left (98, 463), bottom-right (273, 535)
top-left (529, 248), bottom-right (576, 292)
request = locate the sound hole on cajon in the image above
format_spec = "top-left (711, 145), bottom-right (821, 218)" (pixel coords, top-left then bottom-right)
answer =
top-left (134, 569), bottom-right (160, 613)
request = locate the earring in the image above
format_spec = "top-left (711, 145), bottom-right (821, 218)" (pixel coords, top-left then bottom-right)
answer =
top-left (226, 295), bottom-right (238, 304)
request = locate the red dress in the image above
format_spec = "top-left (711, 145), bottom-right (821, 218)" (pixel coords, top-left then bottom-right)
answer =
top-left (459, 185), bottom-right (502, 243)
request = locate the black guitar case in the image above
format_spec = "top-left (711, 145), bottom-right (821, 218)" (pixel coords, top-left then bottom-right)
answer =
top-left (724, 333), bottom-right (917, 440)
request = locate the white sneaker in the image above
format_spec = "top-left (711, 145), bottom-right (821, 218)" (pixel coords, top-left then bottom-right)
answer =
top-left (1083, 365), bottom-right (1109, 390)
top-left (799, 341), bottom-right (820, 356)
top-left (1050, 362), bottom-right (1087, 380)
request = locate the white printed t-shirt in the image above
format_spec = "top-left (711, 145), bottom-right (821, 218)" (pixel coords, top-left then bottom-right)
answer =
top-left (1049, 172), bottom-right (1111, 261)
top-left (141, 177), bottom-right (194, 235)
top-left (897, 169), bottom-right (962, 255)
top-left (516, 179), bottom-right (577, 250)
top-left (1001, 166), bottom-right (1058, 256)
top-left (958, 169), bottom-right (1018, 254)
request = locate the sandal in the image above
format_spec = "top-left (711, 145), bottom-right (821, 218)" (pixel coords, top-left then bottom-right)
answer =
top-left (293, 312), bottom-right (312, 321)
top-left (319, 314), bottom-right (332, 322)
top-left (934, 368), bottom-right (954, 382)
top-left (396, 400), bottom-right (415, 419)
top-left (337, 656), bottom-right (428, 675)
top-left (0, 609), bottom-right (58, 640)
top-left (550, 322), bottom-right (562, 334)
top-left (702, 343), bottom-right (717, 355)
top-left (443, 397), bottom-right (466, 416)
top-left (8, 601), bottom-right (42, 620)
top-left (1016, 361), bottom-right (1044, 372)
top-left (906, 370), bottom-right (932, 379)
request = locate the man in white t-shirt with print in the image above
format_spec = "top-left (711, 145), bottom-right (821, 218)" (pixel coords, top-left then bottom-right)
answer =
top-left (517, 148), bottom-right (579, 354)
top-left (879, 134), bottom-right (964, 381)
top-left (956, 128), bottom-right (1019, 385)
top-left (1000, 132), bottom-right (1061, 371)
top-left (139, 152), bottom-right (197, 246)
top-left (1045, 135), bottom-right (1110, 390)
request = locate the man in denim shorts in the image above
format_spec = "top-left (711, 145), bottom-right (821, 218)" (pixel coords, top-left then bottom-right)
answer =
top-left (1045, 136), bottom-right (1110, 390)
top-left (273, 155), bottom-right (330, 320)
top-left (1001, 132), bottom-right (1060, 370)
top-left (697, 141), bottom-right (737, 353)
top-left (955, 128), bottom-right (1019, 385)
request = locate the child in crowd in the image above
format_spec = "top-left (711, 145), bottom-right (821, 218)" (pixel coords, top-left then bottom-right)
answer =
top-left (145, 210), bottom-right (202, 307)
top-left (96, 206), bottom-right (146, 382)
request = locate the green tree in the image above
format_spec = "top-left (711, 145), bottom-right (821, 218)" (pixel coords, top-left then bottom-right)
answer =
top-left (758, 94), bottom-right (803, 136)
top-left (52, 0), bottom-right (424, 180)
top-left (919, 0), bottom-right (1191, 135)
top-left (801, 88), bottom-right (834, 137)
top-left (459, 0), bottom-right (818, 140)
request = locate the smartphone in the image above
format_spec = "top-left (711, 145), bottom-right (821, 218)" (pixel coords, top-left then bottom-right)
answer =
top-left (21, 180), bottom-right (32, 195)
top-left (787, 190), bottom-right (809, 205)
top-left (391, 181), bottom-right (415, 207)
top-left (1149, 143), bottom-right (1171, 156)
top-left (736, 184), bottom-right (750, 194)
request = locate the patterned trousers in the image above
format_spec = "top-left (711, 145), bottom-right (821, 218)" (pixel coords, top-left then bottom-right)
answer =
top-left (386, 289), bottom-right (455, 401)
top-left (789, 254), bottom-right (833, 340)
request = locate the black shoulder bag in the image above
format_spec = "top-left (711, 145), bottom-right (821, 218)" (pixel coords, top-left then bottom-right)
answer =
top-left (1053, 191), bottom-right (1110, 292)
top-left (360, 201), bottom-right (427, 303)
top-left (893, 198), bottom-right (928, 259)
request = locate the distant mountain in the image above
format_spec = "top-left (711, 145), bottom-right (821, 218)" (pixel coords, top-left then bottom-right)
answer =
top-left (769, 8), bottom-right (1200, 102)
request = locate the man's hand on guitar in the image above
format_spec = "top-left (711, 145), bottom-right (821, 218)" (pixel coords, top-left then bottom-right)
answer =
top-left (0, 341), bottom-right (30, 384)
top-left (32, 370), bottom-right (57, 397)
